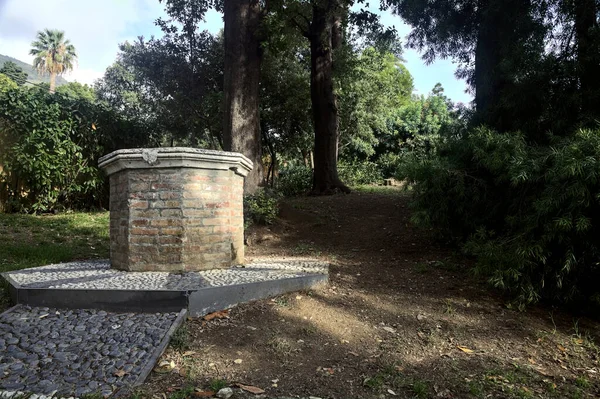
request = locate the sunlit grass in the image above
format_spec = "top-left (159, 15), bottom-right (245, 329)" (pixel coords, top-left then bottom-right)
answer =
top-left (0, 212), bottom-right (109, 308)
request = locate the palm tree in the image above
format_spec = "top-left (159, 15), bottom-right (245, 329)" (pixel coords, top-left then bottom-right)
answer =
top-left (30, 29), bottom-right (77, 93)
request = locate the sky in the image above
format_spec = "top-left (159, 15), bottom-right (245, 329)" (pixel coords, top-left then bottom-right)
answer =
top-left (0, 0), bottom-right (472, 104)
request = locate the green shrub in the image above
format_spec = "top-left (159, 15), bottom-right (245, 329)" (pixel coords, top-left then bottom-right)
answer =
top-left (405, 127), bottom-right (600, 308)
top-left (276, 165), bottom-right (312, 196)
top-left (0, 86), bottom-right (104, 213)
top-left (338, 160), bottom-right (383, 186)
top-left (244, 189), bottom-right (280, 228)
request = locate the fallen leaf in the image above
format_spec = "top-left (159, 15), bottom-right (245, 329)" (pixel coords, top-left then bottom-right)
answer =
top-left (154, 360), bottom-right (176, 374)
top-left (457, 346), bottom-right (474, 354)
top-left (182, 351), bottom-right (197, 357)
top-left (39, 314), bottom-right (49, 319)
top-left (236, 383), bottom-right (265, 394)
top-left (193, 390), bottom-right (215, 397)
top-left (114, 369), bottom-right (128, 377)
top-left (348, 352), bottom-right (359, 357)
top-left (382, 326), bottom-right (396, 334)
top-left (387, 388), bottom-right (397, 396)
top-left (557, 344), bottom-right (567, 352)
top-left (234, 358), bottom-right (243, 364)
top-left (204, 310), bottom-right (229, 321)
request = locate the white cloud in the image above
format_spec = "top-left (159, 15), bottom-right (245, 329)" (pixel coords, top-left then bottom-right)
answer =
top-left (0, 0), bottom-right (166, 84)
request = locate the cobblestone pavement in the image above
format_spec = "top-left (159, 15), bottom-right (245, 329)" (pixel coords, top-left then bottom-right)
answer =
top-left (4, 259), bottom-right (329, 291)
top-left (0, 306), bottom-right (180, 397)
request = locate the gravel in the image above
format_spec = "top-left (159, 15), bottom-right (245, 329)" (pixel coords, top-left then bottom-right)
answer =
top-left (4, 259), bottom-right (329, 291)
top-left (0, 306), bottom-right (179, 397)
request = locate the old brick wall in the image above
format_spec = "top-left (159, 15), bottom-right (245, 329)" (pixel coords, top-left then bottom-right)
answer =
top-left (109, 167), bottom-right (245, 272)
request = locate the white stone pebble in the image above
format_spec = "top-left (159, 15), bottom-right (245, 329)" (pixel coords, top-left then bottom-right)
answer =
top-left (5, 259), bottom-right (329, 291)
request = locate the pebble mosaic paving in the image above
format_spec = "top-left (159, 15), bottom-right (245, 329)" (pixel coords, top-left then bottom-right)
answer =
top-left (4, 259), bottom-right (329, 291)
top-left (0, 306), bottom-right (180, 397)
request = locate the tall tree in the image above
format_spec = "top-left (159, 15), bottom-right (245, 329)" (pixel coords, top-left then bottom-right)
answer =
top-left (0, 61), bottom-right (28, 86)
top-left (383, 0), bottom-right (548, 132)
top-left (307, 0), bottom-right (350, 193)
top-left (223, 0), bottom-right (265, 193)
top-left (571, 0), bottom-right (600, 120)
top-left (30, 29), bottom-right (77, 93)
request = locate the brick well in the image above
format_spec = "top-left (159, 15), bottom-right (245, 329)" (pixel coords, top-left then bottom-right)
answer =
top-left (99, 148), bottom-right (252, 272)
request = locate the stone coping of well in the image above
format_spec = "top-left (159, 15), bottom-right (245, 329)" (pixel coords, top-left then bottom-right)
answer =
top-left (98, 147), bottom-right (253, 177)
top-left (2, 259), bottom-right (329, 291)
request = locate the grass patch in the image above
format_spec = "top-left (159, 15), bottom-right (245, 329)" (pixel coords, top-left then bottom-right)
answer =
top-left (208, 379), bottom-right (228, 391)
top-left (352, 185), bottom-right (407, 195)
top-left (170, 323), bottom-right (190, 351)
top-left (0, 211), bottom-right (109, 309)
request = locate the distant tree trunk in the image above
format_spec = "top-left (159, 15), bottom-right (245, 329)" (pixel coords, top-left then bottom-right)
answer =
top-left (474, 0), bottom-right (500, 128)
top-left (49, 72), bottom-right (56, 93)
top-left (223, 0), bottom-right (263, 194)
top-left (309, 0), bottom-right (350, 194)
top-left (574, 0), bottom-right (599, 120)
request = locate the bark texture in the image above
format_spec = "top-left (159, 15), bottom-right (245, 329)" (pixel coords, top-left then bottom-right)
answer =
top-left (49, 72), bottom-right (56, 93)
top-left (309, 0), bottom-right (350, 195)
top-left (574, 0), bottom-right (600, 119)
top-left (223, 0), bottom-right (263, 194)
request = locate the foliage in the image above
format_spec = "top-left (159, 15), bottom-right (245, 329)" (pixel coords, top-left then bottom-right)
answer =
top-left (276, 165), bottom-right (313, 197)
top-left (0, 85), bottom-right (103, 212)
top-left (244, 189), bottom-right (281, 228)
top-left (0, 77), bottom-right (154, 212)
top-left (405, 127), bottom-right (600, 308)
top-left (0, 61), bottom-right (28, 86)
top-left (338, 160), bottom-right (383, 186)
top-left (95, 31), bottom-right (223, 148)
top-left (338, 47), bottom-right (413, 159)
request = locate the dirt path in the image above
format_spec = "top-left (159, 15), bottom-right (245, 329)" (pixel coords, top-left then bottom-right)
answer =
top-left (144, 191), bottom-right (600, 399)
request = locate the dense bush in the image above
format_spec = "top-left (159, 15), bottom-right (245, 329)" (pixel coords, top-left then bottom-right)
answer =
top-left (276, 165), bottom-right (313, 196)
top-left (0, 86), bottom-right (103, 212)
top-left (405, 127), bottom-right (600, 308)
top-left (243, 189), bottom-right (281, 228)
top-left (338, 160), bottom-right (383, 186)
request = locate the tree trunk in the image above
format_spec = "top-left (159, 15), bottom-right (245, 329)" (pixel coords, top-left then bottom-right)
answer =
top-left (223, 0), bottom-right (263, 194)
top-left (574, 0), bottom-right (599, 120)
top-left (474, 0), bottom-right (499, 127)
top-left (309, 0), bottom-right (350, 195)
top-left (49, 72), bottom-right (56, 93)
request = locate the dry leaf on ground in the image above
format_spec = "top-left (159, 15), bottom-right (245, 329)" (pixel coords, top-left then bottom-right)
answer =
top-left (154, 360), bottom-right (176, 373)
top-left (457, 346), bottom-right (474, 354)
top-left (236, 383), bottom-right (265, 394)
top-left (203, 310), bottom-right (229, 321)
top-left (114, 369), bottom-right (128, 377)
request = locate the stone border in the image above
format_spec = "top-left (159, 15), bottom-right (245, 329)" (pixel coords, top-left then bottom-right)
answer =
top-left (2, 261), bottom-right (329, 315)
top-left (129, 308), bottom-right (187, 392)
top-left (188, 273), bottom-right (329, 317)
top-left (10, 287), bottom-right (187, 313)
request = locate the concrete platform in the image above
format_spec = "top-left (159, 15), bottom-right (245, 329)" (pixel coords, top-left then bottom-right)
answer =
top-left (2, 259), bottom-right (329, 317)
